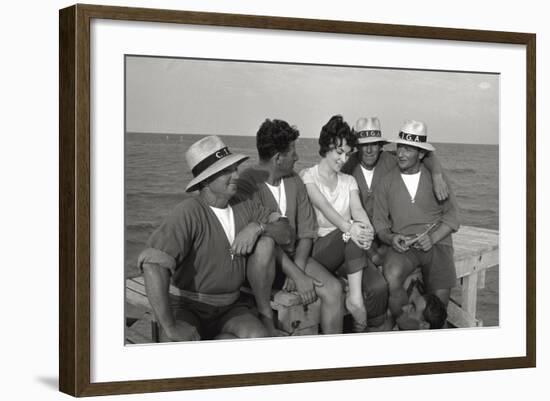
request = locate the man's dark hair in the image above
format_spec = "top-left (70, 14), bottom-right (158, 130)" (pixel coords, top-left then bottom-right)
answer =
top-left (256, 119), bottom-right (300, 161)
top-left (318, 115), bottom-right (357, 157)
top-left (423, 294), bottom-right (448, 329)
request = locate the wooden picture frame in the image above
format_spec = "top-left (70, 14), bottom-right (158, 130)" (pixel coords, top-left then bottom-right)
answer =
top-left (59, 3), bottom-right (536, 397)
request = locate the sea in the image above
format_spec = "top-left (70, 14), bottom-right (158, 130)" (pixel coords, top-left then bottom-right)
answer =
top-left (125, 132), bottom-right (499, 325)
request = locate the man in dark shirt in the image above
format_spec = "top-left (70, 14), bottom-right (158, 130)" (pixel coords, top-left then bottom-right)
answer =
top-left (373, 120), bottom-right (460, 329)
top-left (235, 119), bottom-right (345, 335)
top-left (138, 136), bottom-right (292, 341)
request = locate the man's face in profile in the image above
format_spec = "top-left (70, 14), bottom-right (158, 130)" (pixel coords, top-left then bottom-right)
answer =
top-left (396, 281), bottom-right (430, 330)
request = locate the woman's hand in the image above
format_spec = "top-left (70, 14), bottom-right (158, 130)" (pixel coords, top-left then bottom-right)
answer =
top-left (349, 222), bottom-right (374, 249)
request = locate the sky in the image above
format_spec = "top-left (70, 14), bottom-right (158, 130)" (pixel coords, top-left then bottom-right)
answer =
top-left (126, 56), bottom-right (499, 145)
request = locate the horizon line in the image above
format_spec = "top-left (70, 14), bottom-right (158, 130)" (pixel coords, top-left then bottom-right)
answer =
top-left (125, 131), bottom-right (499, 146)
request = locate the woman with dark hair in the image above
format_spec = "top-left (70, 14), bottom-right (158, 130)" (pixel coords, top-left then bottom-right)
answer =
top-left (300, 115), bottom-right (378, 332)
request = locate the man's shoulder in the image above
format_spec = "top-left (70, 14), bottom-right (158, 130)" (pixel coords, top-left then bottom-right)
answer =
top-left (234, 165), bottom-right (269, 202)
top-left (284, 172), bottom-right (311, 203)
top-left (376, 166), bottom-right (401, 191)
top-left (381, 165), bottom-right (401, 179)
top-left (239, 165), bottom-right (269, 184)
top-left (172, 196), bottom-right (203, 214)
top-left (377, 151), bottom-right (397, 172)
top-left (341, 152), bottom-right (361, 175)
top-left (159, 196), bottom-right (204, 228)
top-left (284, 171), bottom-right (306, 185)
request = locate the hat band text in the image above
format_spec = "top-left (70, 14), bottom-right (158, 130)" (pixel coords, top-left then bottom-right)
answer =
top-left (398, 132), bottom-right (427, 143)
top-left (357, 130), bottom-right (381, 138)
top-left (191, 147), bottom-right (232, 177)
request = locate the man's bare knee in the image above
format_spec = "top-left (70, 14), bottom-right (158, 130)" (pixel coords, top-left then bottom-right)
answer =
top-left (240, 324), bottom-right (269, 339)
top-left (251, 236), bottom-right (275, 260)
top-left (383, 263), bottom-right (407, 291)
top-left (318, 276), bottom-right (344, 303)
top-left (248, 237), bottom-right (275, 275)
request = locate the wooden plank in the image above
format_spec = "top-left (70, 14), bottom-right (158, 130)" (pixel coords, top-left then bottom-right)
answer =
top-left (477, 269), bottom-right (486, 289)
top-left (447, 300), bottom-right (481, 328)
top-left (452, 226), bottom-right (499, 258)
top-left (125, 316), bottom-right (154, 344)
top-left (461, 273), bottom-right (479, 318)
top-left (272, 299), bottom-right (321, 335)
top-left (454, 248), bottom-right (499, 278)
top-left (126, 288), bottom-right (151, 309)
top-left (127, 277), bottom-right (147, 296)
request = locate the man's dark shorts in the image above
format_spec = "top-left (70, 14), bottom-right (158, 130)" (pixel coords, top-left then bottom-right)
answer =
top-left (162, 295), bottom-right (255, 340)
top-left (386, 243), bottom-right (457, 292)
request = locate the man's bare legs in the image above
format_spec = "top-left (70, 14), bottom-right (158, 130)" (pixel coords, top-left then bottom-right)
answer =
top-left (383, 250), bottom-right (417, 318)
top-left (246, 236), bottom-right (279, 336)
top-left (304, 258), bottom-right (344, 334)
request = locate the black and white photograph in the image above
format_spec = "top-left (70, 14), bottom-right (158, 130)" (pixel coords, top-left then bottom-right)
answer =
top-left (124, 55), bottom-right (499, 344)
top-left (3, 0), bottom-right (546, 398)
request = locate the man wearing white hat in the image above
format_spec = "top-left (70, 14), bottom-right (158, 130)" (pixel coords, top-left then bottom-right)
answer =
top-left (137, 136), bottom-right (292, 341)
top-left (373, 120), bottom-right (460, 329)
top-left (342, 116), bottom-right (449, 222)
top-left (340, 116), bottom-right (449, 329)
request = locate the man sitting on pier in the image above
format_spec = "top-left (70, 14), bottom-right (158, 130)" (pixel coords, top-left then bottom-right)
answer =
top-left (234, 119), bottom-right (345, 334)
top-left (373, 120), bottom-right (460, 329)
top-left (137, 136), bottom-right (292, 341)
top-left (341, 116), bottom-right (450, 329)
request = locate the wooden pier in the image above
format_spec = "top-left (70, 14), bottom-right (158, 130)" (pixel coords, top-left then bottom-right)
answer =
top-left (447, 225), bottom-right (499, 328)
top-left (125, 225), bottom-right (499, 342)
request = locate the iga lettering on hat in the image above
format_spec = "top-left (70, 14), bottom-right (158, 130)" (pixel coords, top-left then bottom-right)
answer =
top-left (390, 120), bottom-right (435, 152)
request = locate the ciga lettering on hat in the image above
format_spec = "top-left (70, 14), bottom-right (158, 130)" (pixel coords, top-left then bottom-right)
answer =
top-left (353, 117), bottom-right (388, 145)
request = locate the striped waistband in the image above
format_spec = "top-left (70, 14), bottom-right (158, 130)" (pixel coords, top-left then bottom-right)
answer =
top-left (169, 285), bottom-right (240, 307)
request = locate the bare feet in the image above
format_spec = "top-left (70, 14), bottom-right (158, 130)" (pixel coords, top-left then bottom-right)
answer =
top-left (259, 313), bottom-right (282, 337)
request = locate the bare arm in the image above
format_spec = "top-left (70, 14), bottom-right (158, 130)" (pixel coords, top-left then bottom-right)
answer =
top-left (422, 152), bottom-right (449, 201)
top-left (377, 228), bottom-right (394, 247)
top-left (415, 223), bottom-right (454, 252)
top-left (293, 238), bottom-right (313, 271)
top-left (282, 238), bottom-right (315, 296)
top-left (430, 223), bottom-right (453, 245)
top-left (263, 213), bottom-right (294, 245)
top-left (142, 264), bottom-right (199, 341)
top-left (232, 213), bottom-right (293, 256)
top-left (304, 182), bottom-right (352, 233)
top-left (277, 248), bottom-right (322, 305)
top-left (349, 189), bottom-right (372, 227)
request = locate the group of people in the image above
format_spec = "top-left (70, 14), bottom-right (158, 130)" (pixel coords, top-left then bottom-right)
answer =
top-left (137, 114), bottom-right (460, 341)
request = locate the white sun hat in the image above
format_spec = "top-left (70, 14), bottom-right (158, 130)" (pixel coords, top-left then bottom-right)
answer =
top-left (391, 120), bottom-right (435, 152)
top-left (185, 136), bottom-right (249, 192)
top-left (353, 117), bottom-right (388, 144)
